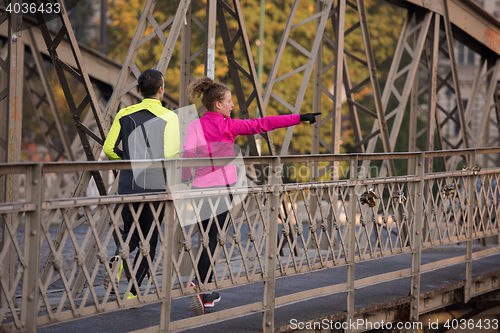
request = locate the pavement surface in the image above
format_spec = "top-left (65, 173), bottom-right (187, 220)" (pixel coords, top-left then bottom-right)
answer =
top-left (36, 245), bottom-right (500, 333)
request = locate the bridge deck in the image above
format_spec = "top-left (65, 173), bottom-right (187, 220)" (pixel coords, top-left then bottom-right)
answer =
top-left (37, 245), bottom-right (500, 333)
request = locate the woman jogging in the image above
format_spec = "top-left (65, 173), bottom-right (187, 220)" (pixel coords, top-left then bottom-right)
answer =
top-left (182, 76), bottom-right (319, 316)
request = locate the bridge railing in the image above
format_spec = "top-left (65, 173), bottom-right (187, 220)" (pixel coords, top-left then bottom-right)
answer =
top-left (0, 149), bottom-right (499, 332)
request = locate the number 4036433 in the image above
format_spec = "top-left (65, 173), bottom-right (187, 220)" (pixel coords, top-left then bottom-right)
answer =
top-left (443, 318), bottom-right (498, 330)
top-left (6, 2), bottom-right (61, 14)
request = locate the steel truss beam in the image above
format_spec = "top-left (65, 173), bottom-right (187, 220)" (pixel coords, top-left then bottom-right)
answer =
top-left (1, 1), bottom-right (498, 179)
top-left (106, 0), bottom-right (191, 119)
top-left (361, 10), bottom-right (432, 176)
top-left (409, 12), bottom-right (442, 173)
top-left (312, 0), bottom-right (500, 178)
top-left (263, 0), bottom-right (334, 156)
top-left (34, 0), bottom-right (107, 195)
top-left (396, 0), bottom-right (500, 175)
top-left (431, 33), bottom-right (462, 154)
top-left (311, 1), bottom-right (343, 182)
top-left (408, 12), bottom-right (448, 173)
top-left (217, 0), bottom-right (275, 158)
top-left (442, 0), bottom-right (468, 150)
top-left (471, 58), bottom-right (500, 168)
top-left (488, 82), bottom-right (500, 167)
top-left (315, 0), bottom-right (396, 178)
top-left (0, 8), bottom-right (153, 203)
top-left (0, 2), bottom-right (23, 310)
top-left (0, 9), bottom-right (23, 199)
top-left (0, 8), bottom-right (178, 110)
top-left (24, 29), bottom-right (74, 163)
top-left (407, 12), bottom-right (500, 173)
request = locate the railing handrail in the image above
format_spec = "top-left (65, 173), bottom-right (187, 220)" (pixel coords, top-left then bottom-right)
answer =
top-left (3, 146), bottom-right (500, 174)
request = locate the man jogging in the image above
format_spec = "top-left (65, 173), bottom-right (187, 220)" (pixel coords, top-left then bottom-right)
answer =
top-left (103, 69), bottom-right (180, 298)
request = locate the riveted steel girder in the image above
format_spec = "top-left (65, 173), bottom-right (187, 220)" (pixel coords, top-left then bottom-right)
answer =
top-left (24, 29), bottom-right (74, 163)
top-left (361, 10), bottom-right (432, 177)
top-left (263, 0), bottom-right (334, 156)
top-left (0, 2), bottom-right (23, 311)
top-left (217, 0), bottom-right (276, 160)
top-left (34, 0), bottom-right (107, 195)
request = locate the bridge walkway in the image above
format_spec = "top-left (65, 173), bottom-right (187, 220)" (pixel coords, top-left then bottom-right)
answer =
top-left (36, 244), bottom-right (500, 333)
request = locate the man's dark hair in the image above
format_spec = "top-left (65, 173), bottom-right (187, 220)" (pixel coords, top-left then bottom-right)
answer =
top-left (138, 69), bottom-right (164, 98)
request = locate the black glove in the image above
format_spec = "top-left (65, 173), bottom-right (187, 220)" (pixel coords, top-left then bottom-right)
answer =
top-left (300, 112), bottom-right (321, 124)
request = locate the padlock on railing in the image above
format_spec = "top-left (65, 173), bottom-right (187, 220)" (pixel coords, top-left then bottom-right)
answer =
top-left (440, 183), bottom-right (461, 198)
top-left (471, 166), bottom-right (481, 175)
top-left (360, 188), bottom-right (379, 207)
top-left (392, 190), bottom-right (406, 204)
top-left (462, 165), bottom-right (481, 175)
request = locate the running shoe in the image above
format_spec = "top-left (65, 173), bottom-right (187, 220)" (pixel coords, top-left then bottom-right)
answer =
top-left (202, 292), bottom-right (221, 308)
top-left (103, 255), bottom-right (123, 294)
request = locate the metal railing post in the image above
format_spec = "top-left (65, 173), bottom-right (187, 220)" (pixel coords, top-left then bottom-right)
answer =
top-left (346, 155), bottom-right (358, 332)
top-left (160, 160), bottom-right (176, 332)
top-left (23, 164), bottom-right (42, 332)
top-left (160, 199), bottom-right (175, 332)
top-left (410, 153), bottom-right (425, 327)
top-left (262, 157), bottom-right (280, 332)
top-left (465, 150), bottom-right (476, 302)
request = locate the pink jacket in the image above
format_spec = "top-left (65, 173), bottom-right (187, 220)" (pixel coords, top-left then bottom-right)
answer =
top-left (182, 111), bottom-right (300, 187)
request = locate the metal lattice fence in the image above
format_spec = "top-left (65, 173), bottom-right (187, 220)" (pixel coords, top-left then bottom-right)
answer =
top-left (0, 150), bottom-right (499, 332)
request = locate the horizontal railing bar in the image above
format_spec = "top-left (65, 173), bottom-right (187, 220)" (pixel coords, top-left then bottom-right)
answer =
top-left (0, 202), bottom-right (35, 213)
top-left (355, 247), bottom-right (414, 261)
top-left (275, 282), bottom-right (348, 308)
top-left (477, 167), bottom-right (500, 175)
top-left (35, 174), bottom-right (423, 210)
top-left (42, 193), bottom-right (173, 209)
top-left (280, 152), bottom-right (421, 163)
top-left (472, 230), bottom-right (500, 239)
top-left (475, 147), bottom-right (500, 155)
top-left (36, 294), bottom-right (152, 327)
top-left (420, 255), bottom-right (467, 274)
top-left (0, 163), bottom-right (33, 174)
top-left (422, 237), bottom-right (470, 249)
top-left (471, 245), bottom-right (500, 260)
top-left (424, 170), bottom-right (471, 179)
top-left (40, 158), bottom-right (270, 173)
top-left (1, 147), bottom-right (499, 175)
top-left (354, 268), bottom-right (413, 289)
top-left (169, 301), bottom-right (264, 331)
top-left (424, 148), bottom-right (475, 158)
top-left (123, 300), bottom-right (266, 333)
